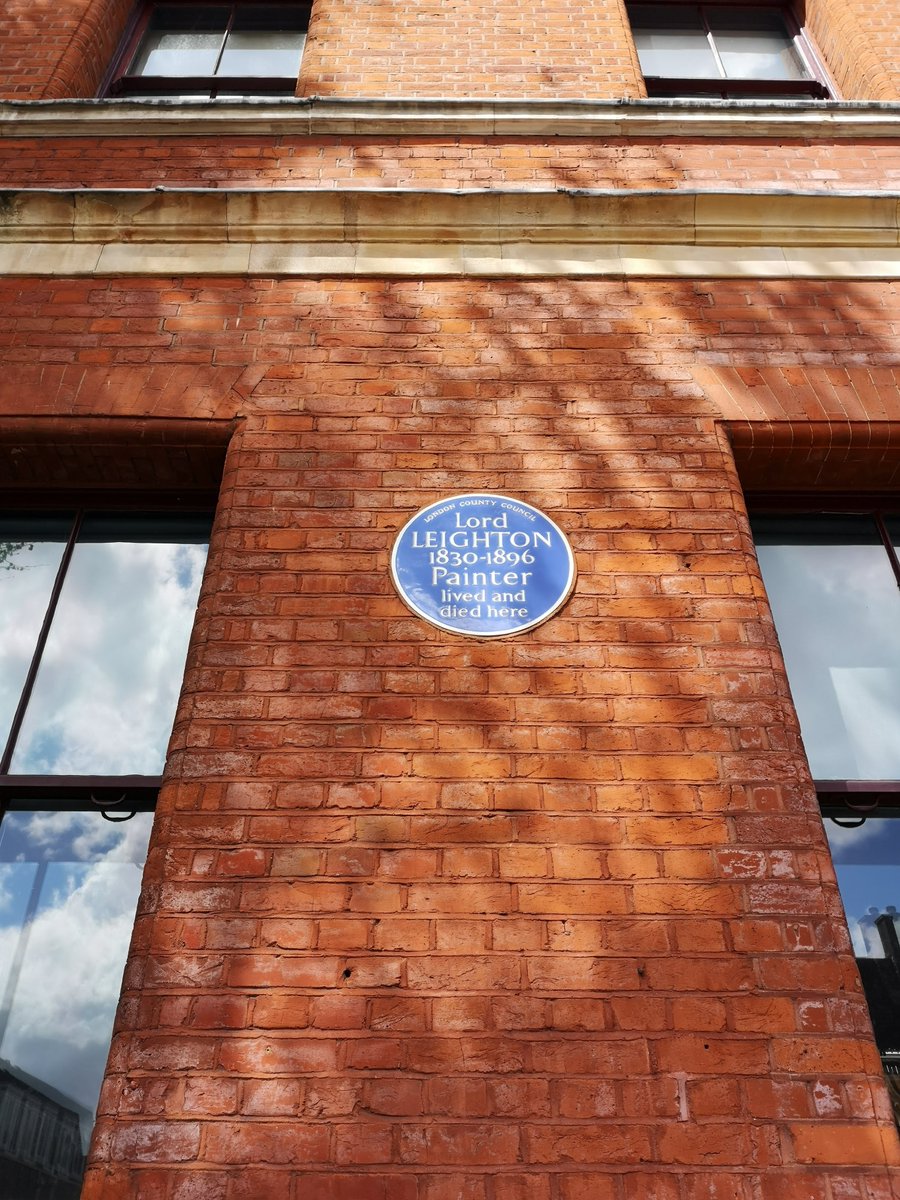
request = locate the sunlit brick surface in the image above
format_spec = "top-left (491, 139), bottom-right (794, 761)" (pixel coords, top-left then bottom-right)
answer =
top-left (6, 0), bottom-right (900, 100)
top-left (298, 0), bottom-right (643, 100)
top-left (0, 277), bottom-right (896, 1195)
top-left (5, 135), bottom-right (900, 190)
top-left (4, 0), bottom-right (900, 1194)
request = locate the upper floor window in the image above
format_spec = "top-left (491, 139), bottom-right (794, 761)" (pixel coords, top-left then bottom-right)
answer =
top-left (107, 1), bottom-right (311, 98)
top-left (627, 3), bottom-right (831, 99)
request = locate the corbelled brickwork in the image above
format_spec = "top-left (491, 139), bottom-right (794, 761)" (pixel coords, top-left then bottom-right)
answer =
top-left (0, 276), bottom-right (897, 1196)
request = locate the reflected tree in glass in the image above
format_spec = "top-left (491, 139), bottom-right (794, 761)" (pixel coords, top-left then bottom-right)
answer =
top-left (0, 517), bottom-right (70, 759)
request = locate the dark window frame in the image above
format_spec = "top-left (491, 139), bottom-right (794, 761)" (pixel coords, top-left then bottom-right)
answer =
top-left (747, 494), bottom-right (900, 811)
top-left (749, 496), bottom-right (900, 1094)
top-left (102, 0), bottom-right (312, 99)
top-left (0, 445), bottom-right (224, 1195)
top-left (626, 1), bottom-right (834, 100)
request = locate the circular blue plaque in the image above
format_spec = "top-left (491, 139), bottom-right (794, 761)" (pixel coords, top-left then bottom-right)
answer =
top-left (391, 494), bottom-right (576, 638)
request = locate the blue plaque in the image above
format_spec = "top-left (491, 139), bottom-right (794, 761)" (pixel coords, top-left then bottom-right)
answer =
top-left (391, 493), bottom-right (576, 638)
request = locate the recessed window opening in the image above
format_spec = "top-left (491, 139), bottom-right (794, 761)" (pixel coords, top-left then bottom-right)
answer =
top-left (1, 510), bottom-right (211, 786)
top-left (0, 505), bottom-right (212, 1198)
top-left (751, 510), bottom-right (900, 787)
top-left (627, 3), bottom-right (831, 99)
top-left (751, 506), bottom-right (900, 1098)
top-left (107, 1), bottom-right (311, 98)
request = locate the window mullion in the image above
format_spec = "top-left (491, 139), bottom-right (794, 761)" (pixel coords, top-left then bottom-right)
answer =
top-left (700, 6), bottom-right (728, 80)
top-left (210, 4), bottom-right (236, 80)
top-left (875, 511), bottom-right (900, 592)
top-left (0, 510), bottom-right (83, 786)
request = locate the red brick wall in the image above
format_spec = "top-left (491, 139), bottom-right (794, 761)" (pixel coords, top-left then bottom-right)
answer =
top-left (298, 0), bottom-right (643, 99)
top-left (0, 0), bottom-right (133, 98)
top-left (0, 0), bottom-right (645, 102)
top-left (4, 1), bottom-right (900, 1196)
top-left (3, 134), bottom-right (900, 191)
top-left (5, 0), bottom-right (900, 102)
top-left (1, 276), bottom-right (897, 1197)
top-left (806, 0), bottom-right (900, 100)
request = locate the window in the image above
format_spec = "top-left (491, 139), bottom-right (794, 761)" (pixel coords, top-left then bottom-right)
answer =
top-left (751, 512), bottom-right (900, 791)
top-left (0, 508), bottom-right (211, 1197)
top-left (107, 1), bottom-right (311, 98)
top-left (751, 510), bottom-right (900, 1087)
top-left (627, 3), bottom-right (831, 99)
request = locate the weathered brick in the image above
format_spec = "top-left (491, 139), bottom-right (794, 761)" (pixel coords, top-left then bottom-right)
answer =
top-left (3, 61), bottom-right (900, 1197)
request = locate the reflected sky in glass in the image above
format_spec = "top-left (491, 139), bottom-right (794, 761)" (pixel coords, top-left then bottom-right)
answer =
top-left (710, 10), bottom-right (805, 80)
top-left (0, 811), bottom-right (153, 1152)
top-left (753, 516), bottom-right (900, 780)
top-left (219, 31), bottom-right (305, 75)
top-left (630, 3), bottom-right (806, 82)
top-left (0, 517), bottom-right (70, 756)
top-left (715, 30), bottom-right (804, 80)
top-left (825, 817), bottom-right (900, 957)
top-left (10, 516), bottom-right (208, 776)
top-left (131, 4), bottom-right (306, 79)
top-left (630, 6), bottom-right (721, 78)
top-left (133, 30), bottom-right (224, 76)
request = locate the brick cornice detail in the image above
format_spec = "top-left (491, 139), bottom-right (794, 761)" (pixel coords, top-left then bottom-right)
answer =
top-left (4, 97), bottom-right (900, 139)
top-left (3, 187), bottom-right (900, 278)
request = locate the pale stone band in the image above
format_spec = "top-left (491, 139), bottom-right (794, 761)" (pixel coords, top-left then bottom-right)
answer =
top-left (2, 187), bottom-right (900, 278)
top-left (4, 97), bottom-right (900, 139)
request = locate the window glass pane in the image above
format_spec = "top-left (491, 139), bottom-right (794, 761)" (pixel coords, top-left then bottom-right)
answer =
top-left (752, 515), bottom-right (900, 780)
top-left (709, 8), bottom-right (808, 80)
top-left (826, 817), bottom-right (900, 957)
top-left (825, 816), bottom-right (900, 1056)
top-left (129, 9), bottom-right (230, 77)
top-left (130, 29), bottom-right (225, 76)
top-left (0, 810), bottom-right (152, 1197)
top-left (10, 515), bottom-right (210, 776)
top-left (629, 4), bottom-right (721, 78)
top-left (0, 517), bottom-right (71, 758)
top-left (218, 29), bottom-right (306, 76)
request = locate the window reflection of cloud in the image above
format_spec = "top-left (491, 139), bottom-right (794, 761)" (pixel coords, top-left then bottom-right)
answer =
top-left (0, 540), bottom-right (65, 745)
top-left (0, 813), bottom-right (152, 1137)
top-left (825, 817), bottom-right (886, 856)
top-left (16, 810), bottom-right (153, 864)
top-left (832, 668), bottom-right (900, 777)
top-left (820, 820), bottom-right (900, 958)
top-left (11, 542), bottom-right (207, 775)
top-left (0, 875), bottom-right (142, 1142)
top-left (757, 543), bottom-right (900, 779)
top-left (0, 863), bottom-right (16, 913)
